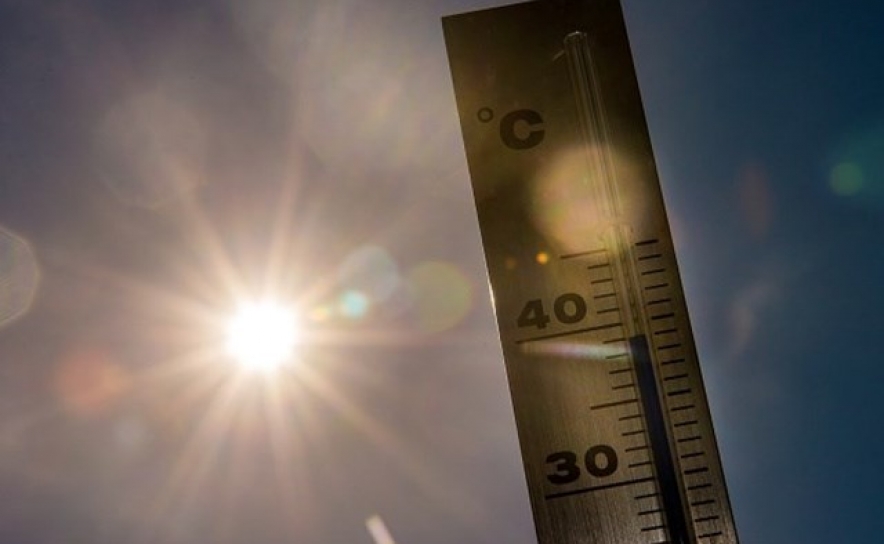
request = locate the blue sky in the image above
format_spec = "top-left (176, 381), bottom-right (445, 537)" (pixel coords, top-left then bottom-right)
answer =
top-left (0, 0), bottom-right (882, 542)
top-left (629, 1), bottom-right (884, 541)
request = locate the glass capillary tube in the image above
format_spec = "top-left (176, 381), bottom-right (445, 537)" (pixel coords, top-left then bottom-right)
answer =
top-left (563, 31), bottom-right (694, 544)
top-left (563, 32), bottom-right (644, 338)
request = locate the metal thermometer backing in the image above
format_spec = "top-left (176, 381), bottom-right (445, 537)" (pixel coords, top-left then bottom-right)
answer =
top-left (443, 1), bottom-right (739, 543)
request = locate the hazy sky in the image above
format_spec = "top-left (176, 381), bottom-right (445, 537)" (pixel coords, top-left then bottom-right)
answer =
top-left (0, 0), bottom-right (882, 543)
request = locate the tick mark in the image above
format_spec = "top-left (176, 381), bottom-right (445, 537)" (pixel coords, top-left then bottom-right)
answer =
top-left (591, 398), bottom-right (638, 410)
top-left (634, 491), bottom-right (661, 500)
top-left (667, 388), bottom-right (692, 397)
top-left (516, 323), bottom-right (621, 344)
top-left (673, 419), bottom-right (698, 427)
top-left (661, 358), bottom-right (686, 366)
top-left (560, 248), bottom-right (607, 260)
top-left (544, 477), bottom-right (655, 500)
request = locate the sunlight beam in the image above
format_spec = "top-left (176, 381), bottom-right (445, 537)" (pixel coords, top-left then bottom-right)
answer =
top-left (226, 301), bottom-right (300, 373)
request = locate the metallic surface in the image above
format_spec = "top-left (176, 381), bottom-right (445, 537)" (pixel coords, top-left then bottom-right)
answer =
top-left (443, 1), bottom-right (739, 542)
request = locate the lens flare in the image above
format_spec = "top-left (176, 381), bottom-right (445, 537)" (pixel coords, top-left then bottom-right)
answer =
top-left (830, 162), bottom-right (864, 196)
top-left (339, 290), bottom-right (370, 319)
top-left (226, 301), bottom-right (299, 373)
top-left (827, 123), bottom-right (884, 207)
top-left (407, 261), bottom-right (473, 333)
top-left (338, 245), bottom-right (400, 303)
top-left (0, 226), bottom-right (39, 329)
top-left (95, 89), bottom-right (206, 209)
top-left (366, 515), bottom-right (397, 544)
top-left (53, 346), bottom-right (131, 417)
top-left (532, 145), bottom-right (648, 254)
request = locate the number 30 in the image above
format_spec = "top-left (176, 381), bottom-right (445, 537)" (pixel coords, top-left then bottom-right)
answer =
top-left (545, 445), bottom-right (618, 484)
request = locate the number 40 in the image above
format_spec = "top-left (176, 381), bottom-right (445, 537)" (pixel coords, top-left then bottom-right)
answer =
top-left (517, 293), bottom-right (588, 329)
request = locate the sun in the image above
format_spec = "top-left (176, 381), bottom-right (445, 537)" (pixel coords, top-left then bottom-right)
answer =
top-left (225, 300), bottom-right (299, 373)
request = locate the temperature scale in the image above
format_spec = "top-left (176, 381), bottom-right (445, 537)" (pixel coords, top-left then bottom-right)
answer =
top-left (443, 1), bottom-right (740, 543)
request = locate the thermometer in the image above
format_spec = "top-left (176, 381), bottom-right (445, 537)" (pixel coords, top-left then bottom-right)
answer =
top-left (443, 1), bottom-right (740, 542)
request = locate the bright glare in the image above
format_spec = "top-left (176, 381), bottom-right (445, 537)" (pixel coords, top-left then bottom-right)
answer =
top-left (226, 301), bottom-right (299, 372)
